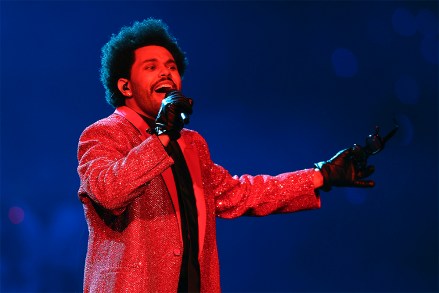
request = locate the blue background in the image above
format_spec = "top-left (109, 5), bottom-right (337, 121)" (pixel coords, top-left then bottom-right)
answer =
top-left (1, 1), bottom-right (438, 292)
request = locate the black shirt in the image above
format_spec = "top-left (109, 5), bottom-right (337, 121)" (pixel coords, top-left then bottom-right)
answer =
top-left (166, 140), bottom-right (200, 293)
top-left (142, 117), bottom-right (200, 292)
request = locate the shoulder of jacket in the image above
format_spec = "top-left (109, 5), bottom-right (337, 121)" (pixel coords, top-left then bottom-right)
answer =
top-left (79, 113), bottom-right (135, 138)
top-left (181, 128), bottom-right (211, 149)
top-left (181, 128), bottom-right (204, 141)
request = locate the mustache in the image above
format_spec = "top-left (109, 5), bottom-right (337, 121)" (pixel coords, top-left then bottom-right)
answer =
top-left (151, 78), bottom-right (177, 91)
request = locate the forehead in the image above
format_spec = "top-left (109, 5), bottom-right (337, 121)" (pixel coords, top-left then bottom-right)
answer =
top-left (133, 45), bottom-right (175, 62)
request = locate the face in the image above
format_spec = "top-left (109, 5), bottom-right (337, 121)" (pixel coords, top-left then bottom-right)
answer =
top-left (122, 45), bottom-right (182, 119)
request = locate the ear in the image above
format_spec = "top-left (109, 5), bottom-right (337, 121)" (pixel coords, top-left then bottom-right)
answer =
top-left (117, 78), bottom-right (132, 97)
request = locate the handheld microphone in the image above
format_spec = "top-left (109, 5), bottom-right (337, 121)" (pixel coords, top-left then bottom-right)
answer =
top-left (157, 88), bottom-right (191, 124)
top-left (352, 120), bottom-right (399, 173)
top-left (180, 112), bottom-right (190, 125)
top-left (363, 120), bottom-right (399, 156)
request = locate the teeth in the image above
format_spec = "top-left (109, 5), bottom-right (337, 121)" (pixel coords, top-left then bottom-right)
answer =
top-left (155, 84), bottom-right (174, 93)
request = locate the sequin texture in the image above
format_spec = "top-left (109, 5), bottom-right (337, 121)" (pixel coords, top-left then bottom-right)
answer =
top-left (77, 109), bottom-right (321, 292)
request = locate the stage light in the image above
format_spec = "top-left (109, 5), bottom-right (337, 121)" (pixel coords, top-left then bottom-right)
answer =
top-left (415, 9), bottom-right (437, 38)
top-left (392, 7), bottom-right (417, 37)
top-left (420, 36), bottom-right (438, 65)
top-left (8, 206), bottom-right (25, 224)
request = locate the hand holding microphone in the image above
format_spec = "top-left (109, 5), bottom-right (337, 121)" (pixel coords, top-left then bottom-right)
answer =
top-left (154, 90), bottom-right (193, 141)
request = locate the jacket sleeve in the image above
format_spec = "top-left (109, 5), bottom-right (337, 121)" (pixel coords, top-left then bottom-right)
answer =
top-left (193, 133), bottom-right (321, 218)
top-left (77, 117), bottom-right (174, 213)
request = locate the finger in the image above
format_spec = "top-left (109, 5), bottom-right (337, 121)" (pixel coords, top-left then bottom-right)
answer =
top-left (175, 98), bottom-right (193, 113)
top-left (165, 90), bottom-right (184, 99)
top-left (165, 94), bottom-right (185, 104)
top-left (330, 148), bottom-right (351, 161)
top-left (352, 180), bottom-right (375, 188)
top-left (358, 165), bottom-right (375, 178)
top-left (363, 165), bottom-right (375, 178)
top-left (165, 98), bottom-right (191, 112)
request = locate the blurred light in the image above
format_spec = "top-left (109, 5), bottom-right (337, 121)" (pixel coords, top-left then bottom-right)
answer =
top-left (415, 8), bottom-right (439, 65)
top-left (392, 7), bottom-right (417, 37)
top-left (415, 9), bottom-right (438, 37)
top-left (344, 188), bottom-right (367, 205)
top-left (395, 75), bottom-right (420, 104)
top-left (331, 48), bottom-right (358, 78)
top-left (8, 206), bottom-right (25, 224)
top-left (420, 36), bottom-right (438, 65)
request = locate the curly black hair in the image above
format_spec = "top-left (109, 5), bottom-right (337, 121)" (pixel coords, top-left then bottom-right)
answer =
top-left (100, 18), bottom-right (188, 107)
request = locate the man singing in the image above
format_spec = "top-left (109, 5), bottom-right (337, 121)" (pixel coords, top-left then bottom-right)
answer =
top-left (77, 18), bottom-right (374, 292)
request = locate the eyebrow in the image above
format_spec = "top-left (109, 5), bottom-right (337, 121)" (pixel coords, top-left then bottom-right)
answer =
top-left (141, 58), bottom-right (176, 65)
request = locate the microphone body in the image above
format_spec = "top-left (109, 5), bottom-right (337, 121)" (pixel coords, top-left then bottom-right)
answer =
top-left (180, 112), bottom-right (190, 124)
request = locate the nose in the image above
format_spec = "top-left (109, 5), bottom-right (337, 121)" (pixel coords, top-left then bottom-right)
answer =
top-left (159, 65), bottom-right (171, 77)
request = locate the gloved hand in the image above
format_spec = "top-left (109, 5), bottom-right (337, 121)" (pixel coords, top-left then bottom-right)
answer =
top-left (314, 145), bottom-right (375, 191)
top-left (155, 90), bottom-right (193, 141)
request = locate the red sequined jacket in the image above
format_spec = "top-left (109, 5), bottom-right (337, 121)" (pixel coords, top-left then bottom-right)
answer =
top-left (77, 106), bottom-right (321, 292)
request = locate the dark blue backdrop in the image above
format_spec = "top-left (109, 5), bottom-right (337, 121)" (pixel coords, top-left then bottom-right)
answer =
top-left (1, 1), bottom-right (438, 292)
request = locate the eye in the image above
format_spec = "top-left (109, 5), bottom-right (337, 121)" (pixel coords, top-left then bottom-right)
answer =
top-left (168, 64), bottom-right (177, 71)
top-left (144, 64), bottom-right (156, 71)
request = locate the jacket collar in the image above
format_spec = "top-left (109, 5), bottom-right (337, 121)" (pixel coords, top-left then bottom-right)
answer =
top-left (114, 106), bottom-right (151, 140)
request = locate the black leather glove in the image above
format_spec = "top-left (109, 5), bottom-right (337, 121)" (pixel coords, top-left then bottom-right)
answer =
top-left (155, 90), bottom-right (193, 141)
top-left (314, 145), bottom-right (375, 191)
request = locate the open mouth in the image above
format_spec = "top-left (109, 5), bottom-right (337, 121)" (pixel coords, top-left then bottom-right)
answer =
top-left (154, 82), bottom-right (175, 93)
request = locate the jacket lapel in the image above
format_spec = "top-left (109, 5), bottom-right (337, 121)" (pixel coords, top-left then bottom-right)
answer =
top-left (114, 106), bottom-right (205, 257)
top-left (114, 106), bottom-right (182, 243)
top-left (177, 137), bottom-right (207, 258)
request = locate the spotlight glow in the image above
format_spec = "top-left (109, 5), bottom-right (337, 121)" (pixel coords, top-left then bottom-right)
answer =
top-left (415, 9), bottom-right (437, 37)
top-left (392, 7), bottom-right (417, 37)
top-left (8, 206), bottom-right (25, 224)
top-left (420, 36), bottom-right (438, 65)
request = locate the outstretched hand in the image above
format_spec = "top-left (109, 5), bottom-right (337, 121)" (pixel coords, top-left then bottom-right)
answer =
top-left (314, 145), bottom-right (375, 192)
